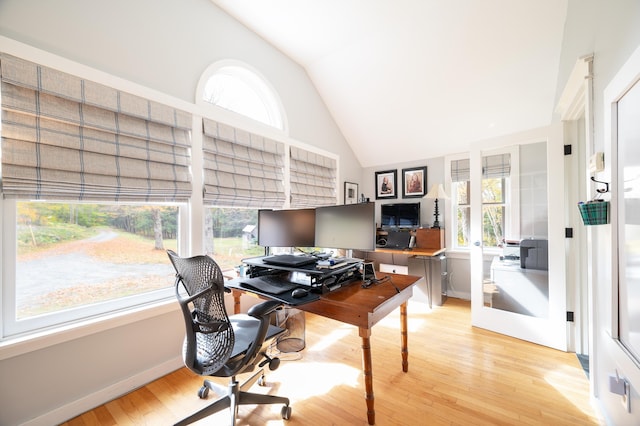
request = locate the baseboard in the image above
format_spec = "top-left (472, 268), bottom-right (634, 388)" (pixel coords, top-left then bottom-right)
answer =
top-left (22, 356), bottom-right (183, 426)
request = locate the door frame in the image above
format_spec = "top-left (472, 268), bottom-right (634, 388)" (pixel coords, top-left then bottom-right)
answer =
top-left (556, 55), bottom-right (594, 357)
top-left (469, 126), bottom-right (568, 351)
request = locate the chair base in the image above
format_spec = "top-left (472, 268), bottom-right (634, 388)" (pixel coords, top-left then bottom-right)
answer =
top-left (174, 368), bottom-right (291, 426)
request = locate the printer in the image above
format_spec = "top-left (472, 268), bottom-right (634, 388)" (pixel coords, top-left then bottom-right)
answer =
top-left (520, 239), bottom-right (548, 270)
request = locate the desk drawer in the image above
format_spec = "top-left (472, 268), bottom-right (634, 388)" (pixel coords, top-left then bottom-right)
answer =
top-left (380, 263), bottom-right (408, 275)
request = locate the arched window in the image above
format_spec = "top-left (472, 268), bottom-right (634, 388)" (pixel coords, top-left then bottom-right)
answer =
top-left (199, 61), bottom-right (286, 130)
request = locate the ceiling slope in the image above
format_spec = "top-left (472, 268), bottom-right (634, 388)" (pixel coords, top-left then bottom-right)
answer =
top-left (211, 0), bottom-right (568, 167)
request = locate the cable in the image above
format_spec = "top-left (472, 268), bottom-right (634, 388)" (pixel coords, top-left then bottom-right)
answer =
top-left (361, 275), bottom-right (400, 293)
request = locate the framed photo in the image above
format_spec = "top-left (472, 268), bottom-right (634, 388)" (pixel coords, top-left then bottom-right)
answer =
top-left (375, 169), bottom-right (397, 199)
top-left (402, 166), bottom-right (427, 198)
top-left (344, 181), bottom-right (358, 204)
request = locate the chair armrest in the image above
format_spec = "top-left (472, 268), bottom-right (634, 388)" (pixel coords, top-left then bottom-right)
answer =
top-left (248, 300), bottom-right (282, 318)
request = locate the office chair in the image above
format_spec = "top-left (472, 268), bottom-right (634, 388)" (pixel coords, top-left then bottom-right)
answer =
top-left (167, 250), bottom-right (291, 425)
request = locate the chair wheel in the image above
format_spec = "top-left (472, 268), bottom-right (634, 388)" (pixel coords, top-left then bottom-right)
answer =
top-left (257, 374), bottom-right (266, 386)
top-left (281, 405), bottom-right (292, 420)
top-left (197, 386), bottom-right (209, 399)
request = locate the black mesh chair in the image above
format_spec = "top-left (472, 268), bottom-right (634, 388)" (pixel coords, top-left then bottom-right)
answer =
top-left (167, 250), bottom-right (291, 425)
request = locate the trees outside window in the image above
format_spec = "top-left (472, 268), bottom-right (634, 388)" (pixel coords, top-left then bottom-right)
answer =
top-left (481, 178), bottom-right (505, 248)
top-left (7, 202), bottom-right (179, 334)
top-left (204, 208), bottom-right (263, 274)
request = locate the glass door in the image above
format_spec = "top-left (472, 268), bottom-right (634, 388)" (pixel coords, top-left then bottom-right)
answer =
top-left (470, 135), bottom-right (567, 350)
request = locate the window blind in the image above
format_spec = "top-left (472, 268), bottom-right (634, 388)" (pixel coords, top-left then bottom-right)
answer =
top-left (0, 53), bottom-right (192, 201)
top-left (202, 118), bottom-right (286, 208)
top-left (482, 153), bottom-right (511, 179)
top-left (450, 155), bottom-right (511, 182)
top-left (451, 158), bottom-right (470, 182)
top-left (289, 146), bottom-right (337, 208)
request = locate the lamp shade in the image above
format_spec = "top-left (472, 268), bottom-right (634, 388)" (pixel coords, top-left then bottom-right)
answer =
top-left (425, 184), bottom-right (449, 199)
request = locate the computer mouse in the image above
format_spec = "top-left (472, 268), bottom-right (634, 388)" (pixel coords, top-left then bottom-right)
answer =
top-left (291, 288), bottom-right (309, 298)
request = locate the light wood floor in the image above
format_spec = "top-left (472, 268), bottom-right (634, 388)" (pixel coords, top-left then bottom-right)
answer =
top-left (62, 298), bottom-right (602, 425)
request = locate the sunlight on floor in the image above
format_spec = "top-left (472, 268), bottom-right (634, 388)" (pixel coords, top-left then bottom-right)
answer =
top-left (378, 315), bottom-right (427, 333)
top-left (545, 364), bottom-right (598, 418)
top-left (306, 326), bottom-right (352, 352)
top-left (377, 300), bottom-right (431, 332)
top-left (276, 361), bottom-right (360, 397)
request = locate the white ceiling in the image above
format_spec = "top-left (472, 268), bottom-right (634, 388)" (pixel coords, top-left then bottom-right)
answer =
top-left (211, 0), bottom-right (568, 168)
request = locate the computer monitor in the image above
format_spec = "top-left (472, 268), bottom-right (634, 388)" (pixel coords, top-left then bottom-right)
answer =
top-left (314, 202), bottom-right (376, 251)
top-left (257, 208), bottom-right (316, 248)
top-left (380, 202), bottom-right (421, 228)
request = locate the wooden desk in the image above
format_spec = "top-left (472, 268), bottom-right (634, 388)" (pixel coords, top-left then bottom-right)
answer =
top-left (374, 247), bottom-right (445, 257)
top-left (231, 273), bottom-right (421, 425)
top-left (373, 247), bottom-right (446, 308)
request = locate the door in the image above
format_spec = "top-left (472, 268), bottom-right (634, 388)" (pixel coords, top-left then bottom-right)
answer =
top-left (469, 130), bottom-right (568, 351)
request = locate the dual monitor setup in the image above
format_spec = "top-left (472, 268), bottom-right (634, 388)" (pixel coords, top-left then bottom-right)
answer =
top-left (257, 201), bottom-right (421, 253)
top-left (257, 202), bottom-right (377, 252)
top-left (240, 201), bottom-right (422, 301)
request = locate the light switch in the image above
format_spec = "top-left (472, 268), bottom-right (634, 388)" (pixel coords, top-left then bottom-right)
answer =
top-left (589, 152), bottom-right (605, 173)
top-left (609, 373), bottom-right (631, 413)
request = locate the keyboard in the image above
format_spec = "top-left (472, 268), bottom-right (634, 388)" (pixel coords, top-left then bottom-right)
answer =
top-left (239, 275), bottom-right (299, 295)
top-left (261, 254), bottom-right (317, 267)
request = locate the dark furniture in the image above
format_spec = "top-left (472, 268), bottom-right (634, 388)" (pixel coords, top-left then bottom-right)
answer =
top-left (167, 250), bottom-right (291, 425)
top-left (229, 267), bottom-right (421, 425)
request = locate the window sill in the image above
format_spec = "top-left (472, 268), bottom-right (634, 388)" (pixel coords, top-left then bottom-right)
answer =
top-left (0, 299), bottom-right (178, 362)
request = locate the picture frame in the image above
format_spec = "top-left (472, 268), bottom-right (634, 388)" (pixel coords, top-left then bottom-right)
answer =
top-left (402, 166), bottom-right (427, 198)
top-left (375, 169), bottom-right (397, 199)
top-left (344, 181), bottom-right (358, 204)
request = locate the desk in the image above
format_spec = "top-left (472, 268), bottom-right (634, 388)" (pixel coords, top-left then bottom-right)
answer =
top-left (373, 247), bottom-right (446, 308)
top-left (229, 273), bottom-right (421, 425)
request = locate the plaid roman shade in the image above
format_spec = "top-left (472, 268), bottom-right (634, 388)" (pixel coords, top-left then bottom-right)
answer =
top-left (202, 118), bottom-right (286, 208)
top-left (0, 53), bottom-right (192, 201)
top-left (451, 158), bottom-right (470, 182)
top-left (482, 153), bottom-right (511, 179)
top-left (289, 146), bottom-right (337, 208)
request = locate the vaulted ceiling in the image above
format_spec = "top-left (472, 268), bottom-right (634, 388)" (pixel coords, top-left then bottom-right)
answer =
top-left (211, 1), bottom-right (568, 168)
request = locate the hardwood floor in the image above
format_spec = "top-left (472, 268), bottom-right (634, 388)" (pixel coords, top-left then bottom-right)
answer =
top-left (62, 298), bottom-right (602, 425)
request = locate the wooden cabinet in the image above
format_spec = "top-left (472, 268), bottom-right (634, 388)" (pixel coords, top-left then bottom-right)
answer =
top-left (415, 228), bottom-right (444, 250)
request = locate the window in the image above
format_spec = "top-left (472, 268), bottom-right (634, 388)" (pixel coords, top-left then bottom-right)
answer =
top-left (203, 207), bottom-right (264, 275)
top-left (482, 178), bottom-right (506, 247)
top-left (201, 62), bottom-right (285, 130)
top-left (449, 153), bottom-right (511, 250)
top-left (451, 158), bottom-right (470, 249)
top-left (454, 180), bottom-right (470, 248)
top-left (0, 54), bottom-right (192, 338)
top-left (481, 153), bottom-right (511, 249)
top-left (616, 75), bottom-right (640, 363)
top-left (5, 201), bottom-right (180, 337)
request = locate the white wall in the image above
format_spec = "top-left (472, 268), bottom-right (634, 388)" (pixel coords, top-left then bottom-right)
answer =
top-left (360, 157), bottom-right (446, 229)
top-left (557, 1), bottom-right (640, 425)
top-left (0, 1), bottom-right (362, 424)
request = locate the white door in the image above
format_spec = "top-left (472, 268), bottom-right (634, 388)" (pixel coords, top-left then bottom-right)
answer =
top-left (469, 129), bottom-right (568, 351)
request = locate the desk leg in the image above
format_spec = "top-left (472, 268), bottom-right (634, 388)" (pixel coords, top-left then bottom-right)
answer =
top-left (231, 289), bottom-right (242, 314)
top-left (421, 256), bottom-right (433, 309)
top-left (359, 327), bottom-right (375, 425)
top-left (400, 301), bottom-right (409, 372)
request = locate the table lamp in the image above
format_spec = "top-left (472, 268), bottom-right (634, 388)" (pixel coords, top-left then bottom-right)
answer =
top-left (424, 184), bottom-right (449, 228)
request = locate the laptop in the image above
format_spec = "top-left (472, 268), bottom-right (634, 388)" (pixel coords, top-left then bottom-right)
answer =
top-left (262, 254), bottom-right (317, 268)
top-left (385, 230), bottom-right (411, 249)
